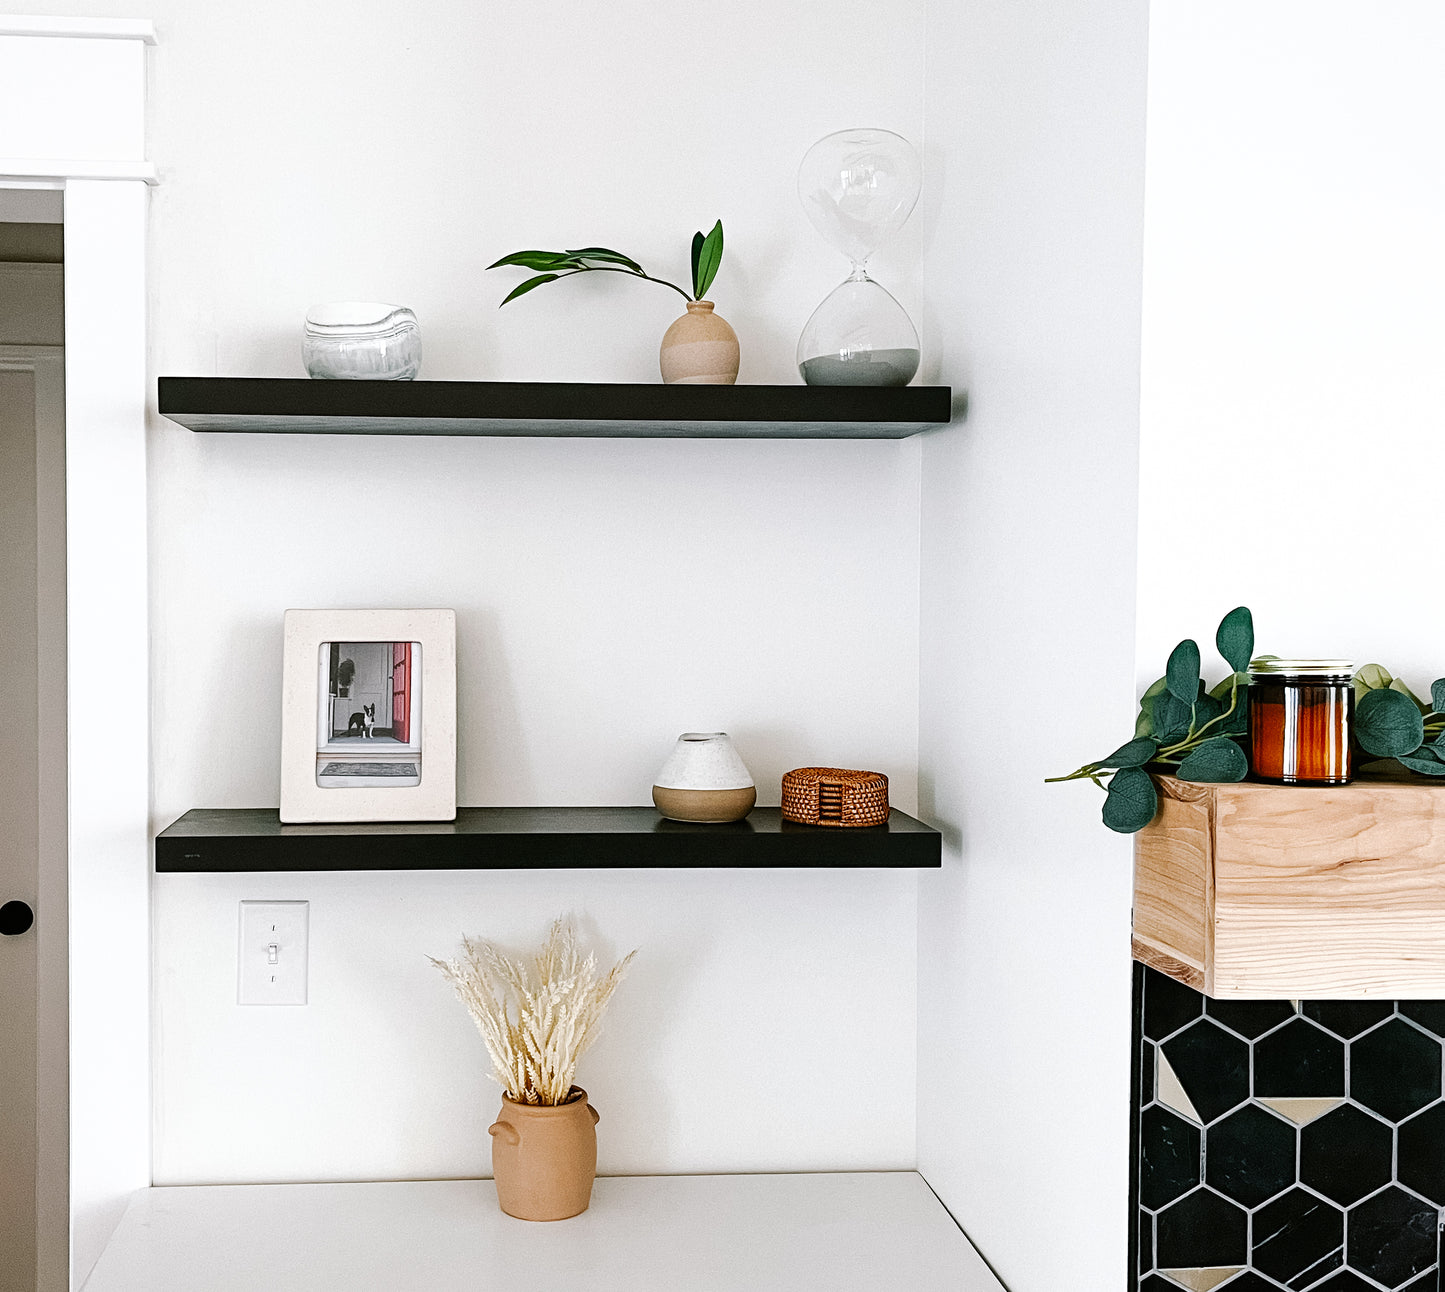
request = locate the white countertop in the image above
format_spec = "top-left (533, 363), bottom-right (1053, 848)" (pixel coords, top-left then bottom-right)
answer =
top-left (82, 1172), bottom-right (1003, 1291)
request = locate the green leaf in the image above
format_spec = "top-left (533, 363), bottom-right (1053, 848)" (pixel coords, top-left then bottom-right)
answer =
top-left (1432, 679), bottom-right (1445, 715)
top-left (693, 219), bottom-right (724, 300)
top-left (1391, 678), bottom-right (1430, 713)
top-left (1135, 677), bottom-right (1168, 738)
top-left (487, 250), bottom-right (580, 271)
top-left (1176, 737), bottom-right (1248, 783)
top-left (1354, 663), bottom-right (1394, 703)
top-left (1356, 687), bottom-right (1426, 757)
top-left (1100, 738), bottom-right (1159, 770)
top-left (1102, 767), bottom-right (1158, 834)
top-left (499, 272), bottom-right (562, 305)
top-left (1215, 606), bottom-right (1254, 674)
top-left (1166, 639), bottom-right (1201, 706)
top-left (1153, 692), bottom-right (1193, 745)
top-left (1398, 749), bottom-right (1445, 776)
top-left (690, 230), bottom-right (704, 298)
top-left (565, 246), bottom-right (644, 272)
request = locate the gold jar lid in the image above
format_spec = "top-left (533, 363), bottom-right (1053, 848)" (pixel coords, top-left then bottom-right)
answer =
top-left (1248, 658), bottom-right (1355, 678)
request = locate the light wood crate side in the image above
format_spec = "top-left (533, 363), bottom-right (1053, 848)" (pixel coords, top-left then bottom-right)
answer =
top-left (1211, 781), bottom-right (1445, 998)
top-left (1132, 778), bottom-right (1214, 992)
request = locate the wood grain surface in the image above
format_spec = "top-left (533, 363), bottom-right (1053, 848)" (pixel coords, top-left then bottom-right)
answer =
top-left (1133, 774), bottom-right (1445, 998)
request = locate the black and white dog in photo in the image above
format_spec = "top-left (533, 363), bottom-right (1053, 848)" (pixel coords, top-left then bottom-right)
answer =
top-left (346, 704), bottom-right (376, 739)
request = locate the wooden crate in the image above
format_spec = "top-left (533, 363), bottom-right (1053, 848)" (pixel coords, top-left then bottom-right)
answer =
top-left (1133, 771), bottom-right (1445, 998)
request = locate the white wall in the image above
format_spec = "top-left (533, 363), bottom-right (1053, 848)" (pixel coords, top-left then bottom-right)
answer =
top-left (1138, 2), bottom-right (1445, 687)
top-left (17, 0), bottom-right (929, 1183)
top-left (916, 0), bottom-right (1148, 1288)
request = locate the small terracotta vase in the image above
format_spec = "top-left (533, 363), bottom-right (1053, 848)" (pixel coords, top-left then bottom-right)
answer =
top-left (488, 1087), bottom-right (599, 1221)
top-left (659, 300), bottom-right (739, 385)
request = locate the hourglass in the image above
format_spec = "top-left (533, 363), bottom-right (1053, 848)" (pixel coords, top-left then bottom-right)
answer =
top-left (796, 128), bottom-right (922, 387)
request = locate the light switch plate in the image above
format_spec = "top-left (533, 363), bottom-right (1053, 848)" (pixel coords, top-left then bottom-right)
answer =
top-left (238, 901), bottom-right (308, 1005)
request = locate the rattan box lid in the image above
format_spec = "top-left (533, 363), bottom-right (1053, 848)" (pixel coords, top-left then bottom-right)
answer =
top-left (781, 767), bottom-right (890, 828)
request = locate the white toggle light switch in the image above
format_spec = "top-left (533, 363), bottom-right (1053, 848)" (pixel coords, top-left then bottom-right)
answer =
top-left (239, 901), bottom-right (309, 1005)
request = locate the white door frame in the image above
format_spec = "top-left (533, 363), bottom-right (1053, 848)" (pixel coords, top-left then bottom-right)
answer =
top-left (0, 16), bottom-right (156, 1290)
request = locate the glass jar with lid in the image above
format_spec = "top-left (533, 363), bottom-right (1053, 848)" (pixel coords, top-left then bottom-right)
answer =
top-left (1247, 659), bottom-right (1355, 785)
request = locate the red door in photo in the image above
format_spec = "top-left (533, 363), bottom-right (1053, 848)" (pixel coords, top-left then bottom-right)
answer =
top-left (392, 642), bottom-right (412, 743)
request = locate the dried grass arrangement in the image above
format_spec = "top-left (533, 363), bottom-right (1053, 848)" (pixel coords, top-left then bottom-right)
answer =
top-left (430, 917), bottom-right (636, 1107)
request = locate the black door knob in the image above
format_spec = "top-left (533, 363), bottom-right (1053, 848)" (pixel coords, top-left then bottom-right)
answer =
top-left (0, 901), bottom-right (34, 936)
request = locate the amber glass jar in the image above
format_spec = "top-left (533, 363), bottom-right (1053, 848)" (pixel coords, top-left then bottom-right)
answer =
top-left (1247, 659), bottom-right (1355, 785)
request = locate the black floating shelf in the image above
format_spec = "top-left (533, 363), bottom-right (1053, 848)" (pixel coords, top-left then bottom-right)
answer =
top-left (155, 806), bottom-right (941, 872)
top-left (157, 378), bottom-right (952, 440)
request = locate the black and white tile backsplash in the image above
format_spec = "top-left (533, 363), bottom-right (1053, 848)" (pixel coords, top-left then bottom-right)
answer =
top-left (1134, 965), bottom-right (1445, 1291)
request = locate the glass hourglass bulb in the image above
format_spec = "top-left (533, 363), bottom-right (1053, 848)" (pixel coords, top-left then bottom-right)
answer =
top-left (796, 128), bottom-right (922, 387)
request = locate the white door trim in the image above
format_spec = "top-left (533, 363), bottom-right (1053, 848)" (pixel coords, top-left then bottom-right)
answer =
top-left (0, 17), bottom-right (153, 1291)
top-left (0, 345), bottom-right (67, 1292)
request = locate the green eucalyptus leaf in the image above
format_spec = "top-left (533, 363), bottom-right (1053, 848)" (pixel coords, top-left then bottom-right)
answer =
top-left (1354, 663), bottom-right (1394, 703)
top-left (565, 246), bottom-right (644, 272)
top-left (1102, 767), bottom-right (1159, 834)
top-left (488, 250), bottom-right (579, 271)
top-left (1100, 738), bottom-right (1159, 770)
top-left (694, 220), bottom-right (724, 299)
top-left (1356, 687), bottom-right (1426, 757)
top-left (1176, 737), bottom-right (1249, 783)
top-left (1398, 749), bottom-right (1445, 776)
top-left (1215, 606), bottom-right (1254, 674)
top-left (499, 273), bottom-right (562, 305)
top-left (1432, 679), bottom-right (1445, 715)
top-left (1153, 692), bottom-right (1193, 745)
top-left (1391, 677), bottom-right (1430, 713)
top-left (1166, 639), bottom-right (1201, 705)
top-left (1134, 706), bottom-right (1153, 740)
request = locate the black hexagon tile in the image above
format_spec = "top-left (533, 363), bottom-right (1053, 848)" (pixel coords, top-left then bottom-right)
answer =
top-left (1400, 1002), bottom-right (1445, 1037)
top-left (1348, 1187), bottom-right (1440, 1289)
top-left (1142, 1105), bottom-right (1202, 1210)
top-left (1162, 1022), bottom-right (1250, 1124)
top-left (1303, 1001), bottom-right (1394, 1039)
top-left (1253, 1187), bottom-right (1345, 1288)
top-left (1399, 1104), bottom-right (1445, 1207)
top-left (1301, 1105), bottom-right (1394, 1207)
top-left (1146, 970), bottom-right (1205, 1040)
top-left (1156, 1188), bottom-right (1249, 1269)
top-left (1352, 1020), bottom-right (1442, 1123)
top-left (1135, 968), bottom-right (1445, 1292)
top-left (1206, 1105), bottom-right (1295, 1208)
top-left (1254, 1018), bottom-right (1346, 1099)
top-left (1310, 1271), bottom-right (1383, 1291)
top-left (1206, 998), bottom-right (1295, 1040)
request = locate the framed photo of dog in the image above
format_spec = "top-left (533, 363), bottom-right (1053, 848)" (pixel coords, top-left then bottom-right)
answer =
top-left (280, 608), bottom-right (457, 823)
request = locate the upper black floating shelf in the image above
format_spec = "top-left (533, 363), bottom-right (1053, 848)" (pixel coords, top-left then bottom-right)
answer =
top-left (157, 378), bottom-right (952, 440)
top-left (155, 806), bottom-right (941, 872)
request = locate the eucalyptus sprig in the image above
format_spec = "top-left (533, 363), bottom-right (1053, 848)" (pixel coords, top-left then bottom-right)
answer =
top-left (1047, 606), bottom-right (1256, 834)
top-left (488, 220), bottom-right (725, 307)
top-left (1351, 665), bottom-right (1445, 774)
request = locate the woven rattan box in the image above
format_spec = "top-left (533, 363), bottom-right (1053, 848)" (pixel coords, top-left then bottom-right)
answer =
top-left (780, 767), bottom-right (890, 828)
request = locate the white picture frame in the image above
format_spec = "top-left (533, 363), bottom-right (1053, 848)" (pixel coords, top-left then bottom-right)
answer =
top-left (280, 608), bottom-right (457, 823)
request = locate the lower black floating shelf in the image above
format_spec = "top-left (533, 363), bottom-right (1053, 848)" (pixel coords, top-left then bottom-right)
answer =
top-left (155, 806), bottom-right (942, 872)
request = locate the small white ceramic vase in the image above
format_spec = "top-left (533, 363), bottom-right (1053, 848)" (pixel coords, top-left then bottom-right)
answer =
top-left (652, 732), bottom-right (756, 823)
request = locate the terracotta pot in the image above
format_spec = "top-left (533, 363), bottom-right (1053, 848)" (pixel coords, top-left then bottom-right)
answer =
top-left (659, 300), bottom-right (739, 385)
top-left (488, 1087), bottom-right (599, 1221)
